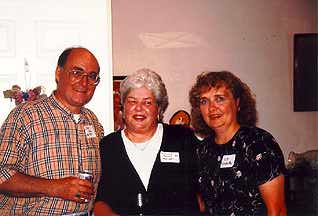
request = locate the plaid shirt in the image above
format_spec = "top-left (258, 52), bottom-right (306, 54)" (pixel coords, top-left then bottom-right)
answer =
top-left (0, 93), bottom-right (104, 215)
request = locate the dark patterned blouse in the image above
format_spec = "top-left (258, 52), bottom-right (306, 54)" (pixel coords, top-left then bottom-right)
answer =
top-left (197, 126), bottom-right (285, 216)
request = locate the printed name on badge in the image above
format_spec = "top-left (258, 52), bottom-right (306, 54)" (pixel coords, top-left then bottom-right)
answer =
top-left (84, 125), bottom-right (96, 138)
top-left (220, 154), bottom-right (236, 168)
top-left (160, 151), bottom-right (180, 163)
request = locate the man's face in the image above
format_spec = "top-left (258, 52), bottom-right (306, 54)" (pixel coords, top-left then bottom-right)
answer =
top-left (55, 48), bottom-right (100, 113)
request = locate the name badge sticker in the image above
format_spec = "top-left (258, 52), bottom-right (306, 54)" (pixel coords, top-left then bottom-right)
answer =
top-left (160, 151), bottom-right (180, 163)
top-left (84, 125), bottom-right (96, 138)
top-left (220, 154), bottom-right (236, 168)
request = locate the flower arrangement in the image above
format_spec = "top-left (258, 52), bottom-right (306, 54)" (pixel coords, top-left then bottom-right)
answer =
top-left (3, 85), bottom-right (45, 105)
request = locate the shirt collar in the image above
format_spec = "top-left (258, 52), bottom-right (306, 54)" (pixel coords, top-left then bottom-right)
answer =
top-left (49, 92), bottom-right (89, 121)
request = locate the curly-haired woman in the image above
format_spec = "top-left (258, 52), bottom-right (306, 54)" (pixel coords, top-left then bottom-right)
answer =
top-left (189, 71), bottom-right (286, 216)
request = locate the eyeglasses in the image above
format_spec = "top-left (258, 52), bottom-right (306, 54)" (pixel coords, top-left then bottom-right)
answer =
top-left (68, 69), bottom-right (100, 86)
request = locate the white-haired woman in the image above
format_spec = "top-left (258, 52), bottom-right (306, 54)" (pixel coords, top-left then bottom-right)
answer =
top-left (94, 68), bottom-right (200, 216)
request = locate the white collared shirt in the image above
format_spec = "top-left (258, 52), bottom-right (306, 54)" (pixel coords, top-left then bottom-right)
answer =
top-left (121, 123), bottom-right (163, 189)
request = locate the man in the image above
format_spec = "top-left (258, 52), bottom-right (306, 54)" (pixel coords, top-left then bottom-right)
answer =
top-left (0, 47), bottom-right (104, 215)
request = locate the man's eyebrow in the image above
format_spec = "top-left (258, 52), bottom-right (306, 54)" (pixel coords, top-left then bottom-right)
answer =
top-left (71, 66), bottom-right (84, 71)
top-left (72, 66), bottom-right (99, 74)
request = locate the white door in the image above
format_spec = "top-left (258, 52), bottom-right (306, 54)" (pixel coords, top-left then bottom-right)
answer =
top-left (0, 0), bottom-right (113, 132)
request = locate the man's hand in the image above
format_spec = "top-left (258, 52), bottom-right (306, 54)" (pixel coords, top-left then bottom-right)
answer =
top-left (50, 176), bottom-right (94, 203)
top-left (0, 172), bottom-right (94, 203)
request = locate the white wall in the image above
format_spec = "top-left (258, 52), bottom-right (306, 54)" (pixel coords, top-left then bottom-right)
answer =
top-left (0, 0), bottom-right (114, 133)
top-left (111, 0), bottom-right (318, 159)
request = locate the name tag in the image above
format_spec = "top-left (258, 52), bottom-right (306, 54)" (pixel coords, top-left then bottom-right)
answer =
top-left (160, 151), bottom-right (180, 163)
top-left (220, 154), bottom-right (236, 168)
top-left (84, 125), bottom-right (96, 138)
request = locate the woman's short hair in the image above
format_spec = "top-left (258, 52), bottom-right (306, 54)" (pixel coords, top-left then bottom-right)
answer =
top-left (189, 71), bottom-right (258, 137)
top-left (120, 68), bottom-right (169, 121)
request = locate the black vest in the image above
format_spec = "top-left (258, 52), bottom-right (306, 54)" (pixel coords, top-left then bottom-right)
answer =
top-left (96, 124), bottom-right (200, 215)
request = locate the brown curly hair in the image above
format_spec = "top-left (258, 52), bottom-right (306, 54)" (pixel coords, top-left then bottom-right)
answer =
top-left (189, 71), bottom-right (258, 137)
